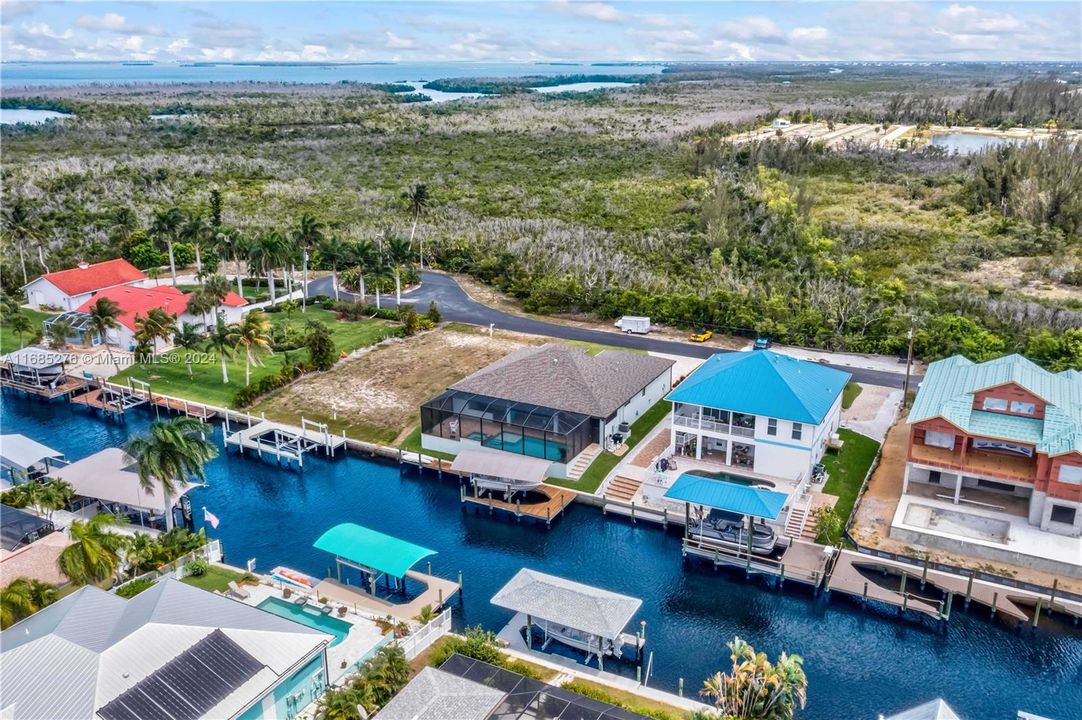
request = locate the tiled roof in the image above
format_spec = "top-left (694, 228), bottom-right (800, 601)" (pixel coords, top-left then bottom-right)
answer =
top-left (74, 285), bottom-right (246, 331)
top-left (909, 354), bottom-right (1082, 456)
top-left (34, 259), bottom-right (146, 296)
top-left (665, 350), bottom-right (850, 425)
top-left (450, 343), bottom-right (673, 418)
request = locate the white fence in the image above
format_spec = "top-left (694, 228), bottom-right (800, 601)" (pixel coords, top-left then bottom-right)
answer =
top-left (396, 609), bottom-right (453, 660)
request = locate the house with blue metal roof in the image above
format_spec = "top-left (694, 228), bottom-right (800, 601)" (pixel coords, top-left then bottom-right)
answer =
top-left (904, 354), bottom-right (1082, 539)
top-left (665, 350), bottom-right (850, 482)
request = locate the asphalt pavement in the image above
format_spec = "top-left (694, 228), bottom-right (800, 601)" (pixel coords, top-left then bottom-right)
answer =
top-left (306, 272), bottom-right (915, 389)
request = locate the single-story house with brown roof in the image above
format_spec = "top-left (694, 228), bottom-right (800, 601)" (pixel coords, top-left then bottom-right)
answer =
top-left (420, 343), bottom-right (674, 478)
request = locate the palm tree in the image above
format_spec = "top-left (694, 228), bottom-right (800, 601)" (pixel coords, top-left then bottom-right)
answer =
top-left (46, 318), bottom-right (72, 350)
top-left (110, 206), bottom-right (138, 246)
top-left (348, 238), bottom-right (376, 305)
top-left (181, 212), bottom-right (211, 277)
top-left (1, 479), bottom-right (71, 520)
top-left (2, 200), bottom-right (39, 285)
top-left (386, 234), bottom-right (413, 304)
top-left (147, 266), bottom-right (162, 286)
top-left (317, 235), bottom-right (347, 302)
top-left (8, 312), bottom-right (33, 349)
top-left (0, 577), bottom-right (57, 629)
top-left (185, 289), bottom-right (215, 330)
top-left (125, 532), bottom-right (163, 577)
top-left (215, 227), bottom-right (248, 296)
top-left (368, 252), bottom-right (393, 310)
top-left (124, 417), bottom-right (219, 532)
top-left (149, 206), bottom-right (186, 286)
top-left (364, 646), bottom-right (410, 706)
top-left (403, 183), bottom-right (430, 269)
top-left (173, 322), bottom-right (203, 378)
top-left (134, 308), bottom-right (176, 356)
top-left (57, 512), bottom-right (128, 585)
top-left (294, 213), bottom-right (325, 309)
top-left (203, 274), bottom-right (232, 319)
top-left (228, 310), bottom-right (273, 386)
top-left (205, 315), bottom-right (236, 384)
top-left (413, 604), bottom-right (437, 624)
top-left (699, 636), bottom-right (807, 720)
top-left (87, 296), bottom-right (123, 372)
top-left (250, 232), bottom-right (287, 304)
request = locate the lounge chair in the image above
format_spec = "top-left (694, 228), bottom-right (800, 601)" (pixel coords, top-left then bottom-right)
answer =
top-left (227, 581), bottom-right (251, 600)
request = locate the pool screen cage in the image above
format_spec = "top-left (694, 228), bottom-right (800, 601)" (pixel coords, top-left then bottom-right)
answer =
top-left (421, 390), bottom-right (594, 464)
top-left (43, 311), bottom-right (99, 345)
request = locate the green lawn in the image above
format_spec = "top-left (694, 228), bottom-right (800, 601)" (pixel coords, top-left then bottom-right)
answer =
top-left (842, 381), bottom-right (863, 410)
top-left (176, 283), bottom-right (272, 302)
top-left (115, 309), bottom-right (393, 407)
top-left (821, 428), bottom-right (882, 525)
top-left (180, 565), bottom-right (246, 593)
top-left (398, 424), bottom-right (457, 461)
top-left (560, 679), bottom-right (684, 720)
top-left (0, 307), bottom-right (51, 354)
top-left (548, 398), bottom-right (671, 493)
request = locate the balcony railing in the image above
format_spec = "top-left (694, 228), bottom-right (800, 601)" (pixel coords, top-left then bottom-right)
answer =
top-left (909, 442), bottom-right (1038, 482)
top-left (673, 413), bottom-right (754, 437)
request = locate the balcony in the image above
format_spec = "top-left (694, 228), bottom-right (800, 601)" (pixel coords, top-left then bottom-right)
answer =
top-left (672, 407), bottom-right (755, 437)
top-left (909, 442), bottom-right (1038, 483)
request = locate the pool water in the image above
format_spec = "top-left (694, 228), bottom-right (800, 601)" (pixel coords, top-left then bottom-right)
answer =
top-left (685, 468), bottom-right (776, 488)
top-left (4, 396), bottom-right (1081, 720)
top-left (467, 431), bottom-right (567, 462)
top-left (256, 597), bottom-right (351, 646)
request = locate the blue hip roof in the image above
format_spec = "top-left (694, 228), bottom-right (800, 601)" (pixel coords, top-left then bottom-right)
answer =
top-left (663, 474), bottom-right (788, 520)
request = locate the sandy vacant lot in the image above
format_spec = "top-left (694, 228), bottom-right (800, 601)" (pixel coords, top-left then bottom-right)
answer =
top-left (255, 325), bottom-right (545, 445)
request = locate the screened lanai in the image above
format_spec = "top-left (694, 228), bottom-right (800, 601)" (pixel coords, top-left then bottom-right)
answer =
top-left (421, 390), bottom-right (593, 464)
top-left (43, 311), bottom-right (100, 346)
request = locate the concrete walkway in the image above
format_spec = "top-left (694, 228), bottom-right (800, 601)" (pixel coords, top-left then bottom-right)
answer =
top-left (314, 571), bottom-right (460, 621)
top-left (841, 384), bottom-right (903, 442)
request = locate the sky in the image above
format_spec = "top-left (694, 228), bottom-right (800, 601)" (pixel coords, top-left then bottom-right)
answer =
top-left (1, 1), bottom-right (1080, 63)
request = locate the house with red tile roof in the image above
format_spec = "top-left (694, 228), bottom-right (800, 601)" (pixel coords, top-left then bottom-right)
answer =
top-left (72, 284), bottom-right (247, 350)
top-left (24, 259), bottom-right (148, 311)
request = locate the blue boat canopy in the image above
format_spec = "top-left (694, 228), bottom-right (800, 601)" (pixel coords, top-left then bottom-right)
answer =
top-left (663, 474), bottom-right (788, 520)
top-left (313, 523), bottom-right (436, 579)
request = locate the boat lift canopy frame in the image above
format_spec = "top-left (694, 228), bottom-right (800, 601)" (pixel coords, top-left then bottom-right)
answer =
top-left (314, 523), bottom-right (437, 594)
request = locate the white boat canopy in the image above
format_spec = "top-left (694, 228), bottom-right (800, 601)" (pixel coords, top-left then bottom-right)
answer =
top-left (50, 448), bottom-right (199, 514)
top-left (491, 568), bottom-right (641, 641)
top-left (0, 435), bottom-right (63, 473)
top-left (451, 449), bottom-right (551, 488)
top-left (0, 348), bottom-right (67, 370)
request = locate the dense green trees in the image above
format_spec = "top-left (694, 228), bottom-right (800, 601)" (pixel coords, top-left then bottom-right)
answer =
top-left (700, 637), bottom-right (807, 720)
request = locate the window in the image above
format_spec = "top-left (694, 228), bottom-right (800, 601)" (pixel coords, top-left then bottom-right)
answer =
top-left (1050, 505), bottom-right (1077, 525)
top-left (703, 407), bottom-right (729, 423)
top-left (791, 423), bottom-right (803, 441)
top-left (928, 470), bottom-right (941, 485)
top-left (767, 418), bottom-right (777, 436)
top-left (1058, 465), bottom-right (1082, 485)
top-left (1010, 400), bottom-right (1036, 415)
top-left (976, 479), bottom-right (1016, 493)
top-left (982, 397), bottom-right (1008, 411)
top-left (925, 430), bottom-right (955, 449)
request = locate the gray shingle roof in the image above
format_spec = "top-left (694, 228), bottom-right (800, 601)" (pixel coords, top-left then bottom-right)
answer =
top-left (490, 568), bottom-right (642, 640)
top-left (450, 344), bottom-right (673, 418)
top-left (374, 667), bottom-right (505, 720)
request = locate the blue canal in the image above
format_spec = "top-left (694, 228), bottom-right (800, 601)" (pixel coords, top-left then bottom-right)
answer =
top-left (3, 395), bottom-right (1081, 720)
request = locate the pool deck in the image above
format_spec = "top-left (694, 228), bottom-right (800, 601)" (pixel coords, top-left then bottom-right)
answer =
top-left (314, 570), bottom-right (460, 622)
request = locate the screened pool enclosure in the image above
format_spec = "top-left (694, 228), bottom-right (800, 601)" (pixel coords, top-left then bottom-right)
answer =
top-left (421, 390), bottom-right (594, 464)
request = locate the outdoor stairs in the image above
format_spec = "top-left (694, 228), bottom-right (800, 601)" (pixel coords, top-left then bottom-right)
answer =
top-left (604, 476), bottom-right (642, 503)
top-left (785, 501), bottom-right (817, 541)
top-left (566, 443), bottom-right (602, 480)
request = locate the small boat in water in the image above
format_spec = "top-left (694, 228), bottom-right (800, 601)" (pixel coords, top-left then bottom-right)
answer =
top-left (271, 566), bottom-right (319, 589)
top-left (689, 513), bottom-right (779, 555)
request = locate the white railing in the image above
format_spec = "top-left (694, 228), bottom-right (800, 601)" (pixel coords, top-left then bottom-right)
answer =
top-left (396, 609), bottom-right (453, 660)
top-left (784, 473), bottom-right (811, 538)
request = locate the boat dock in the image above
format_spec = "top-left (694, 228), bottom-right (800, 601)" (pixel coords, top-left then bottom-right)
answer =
top-left (682, 535), bottom-right (832, 588)
top-left (223, 417), bottom-right (346, 467)
top-left (0, 374), bottom-right (87, 400)
top-left (461, 483), bottom-right (577, 527)
top-left (313, 571), bottom-right (461, 621)
top-left (826, 549), bottom-right (1082, 625)
top-left (70, 384), bottom-right (147, 416)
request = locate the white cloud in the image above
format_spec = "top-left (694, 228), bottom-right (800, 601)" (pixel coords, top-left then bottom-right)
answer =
top-left (76, 13), bottom-right (165, 37)
top-left (717, 16), bottom-right (784, 42)
top-left (21, 22), bottom-right (72, 40)
top-left (789, 27), bottom-right (829, 43)
top-left (166, 38), bottom-right (191, 55)
top-left (385, 31), bottom-right (416, 49)
top-left (548, 0), bottom-right (621, 23)
top-left (1, 1), bottom-right (36, 20)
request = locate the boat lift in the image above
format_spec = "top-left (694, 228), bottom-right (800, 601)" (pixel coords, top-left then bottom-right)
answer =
top-left (491, 568), bottom-right (645, 671)
top-left (223, 416), bottom-right (346, 468)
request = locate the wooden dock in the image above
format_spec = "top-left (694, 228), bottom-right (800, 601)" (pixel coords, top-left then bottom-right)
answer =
top-left (313, 570), bottom-right (460, 621)
top-left (682, 536), bottom-right (830, 587)
top-left (224, 418), bottom-right (347, 467)
top-left (70, 385), bottom-right (147, 415)
top-left (462, 483), bottom-right (577, 527)
top-left (0, 374), bottom-right (87, 399)
top-left (148, 394), bottom-right (215, 420)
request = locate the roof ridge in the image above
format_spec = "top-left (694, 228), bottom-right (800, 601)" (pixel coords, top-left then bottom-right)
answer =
top-left (765, 352), bottom-right (822, 425)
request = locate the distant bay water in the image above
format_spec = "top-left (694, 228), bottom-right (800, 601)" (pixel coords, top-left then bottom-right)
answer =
top-left (0, 61), bottom-right (663, 89)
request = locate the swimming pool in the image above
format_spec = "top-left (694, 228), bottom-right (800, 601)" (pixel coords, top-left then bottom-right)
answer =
top-left (467, 431), bottom-right (566, 462)
top-left (256, 597), bottom-right (351, 647)
top-left (4, 396), bottom-right (1081, 720)
top-left (685, 468), bottom-right (776, 488)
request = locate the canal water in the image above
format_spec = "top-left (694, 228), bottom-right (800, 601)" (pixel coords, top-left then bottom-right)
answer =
top-left (2, 395), bottom-right (1080, 720)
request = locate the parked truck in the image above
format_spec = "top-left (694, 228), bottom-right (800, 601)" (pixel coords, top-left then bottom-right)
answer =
top-left (614, 316), bottom-right (651, 334)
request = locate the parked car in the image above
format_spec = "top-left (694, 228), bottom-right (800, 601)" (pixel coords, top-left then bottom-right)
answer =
top-left (689, 329), bottom-right (713, 343)
top-left (753, 337), bottom-right (772, 350)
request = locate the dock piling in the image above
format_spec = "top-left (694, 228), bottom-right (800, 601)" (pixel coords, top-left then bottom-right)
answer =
top-left (920, 558), bottom-right (929, 589)
top-left (991, 591), bottom-right (998, 619)
top-left (965, 574), bottom-right (974, 608)
top-left (678, 678), bottom-right (684, 698)
top-left (662, 507), bottom-right (668, 528)
top-left (862, 581), bottom-right (868, 604)
top-left (631, 502), bottom-right (636, 524)
top-left (1032, 599), bottom-right (1042, 628)
top-left (1050, 579), bottom-right (1058, 610)
top-left (900, 572), bottom-right (909, 614)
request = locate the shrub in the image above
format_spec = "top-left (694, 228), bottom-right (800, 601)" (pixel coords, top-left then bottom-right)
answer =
top-left (426, 301), bottom-right (441, 324)
top-left (185, 557), bottom-right (210, 577)
top-left (560, 679), bottom-right (680, 720)
top-left (116, 577), bottom-right (157, 599)
top-left (812, 506), bottom-right (843, 546)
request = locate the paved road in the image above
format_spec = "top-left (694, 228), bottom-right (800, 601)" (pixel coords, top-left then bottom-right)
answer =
top-left (307, 272), bottom-right (915, 389)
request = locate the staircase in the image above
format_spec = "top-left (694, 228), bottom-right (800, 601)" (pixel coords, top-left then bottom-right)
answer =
top-left (604, 476), bottom-right (642, 503)
top-left (785, 500), bottom-right (816, 541)
top-left (566, 443), bottom-right (602, 480)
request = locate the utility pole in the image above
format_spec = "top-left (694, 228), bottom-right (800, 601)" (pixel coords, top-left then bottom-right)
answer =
top-left (902, 323), bottom-right (915, 400)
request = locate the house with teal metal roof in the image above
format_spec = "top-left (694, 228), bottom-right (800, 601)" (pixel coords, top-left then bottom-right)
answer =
top-left (904, 354), bottom-right (1082, 538)
top-left (665, 351), bottom-right (850, 482)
